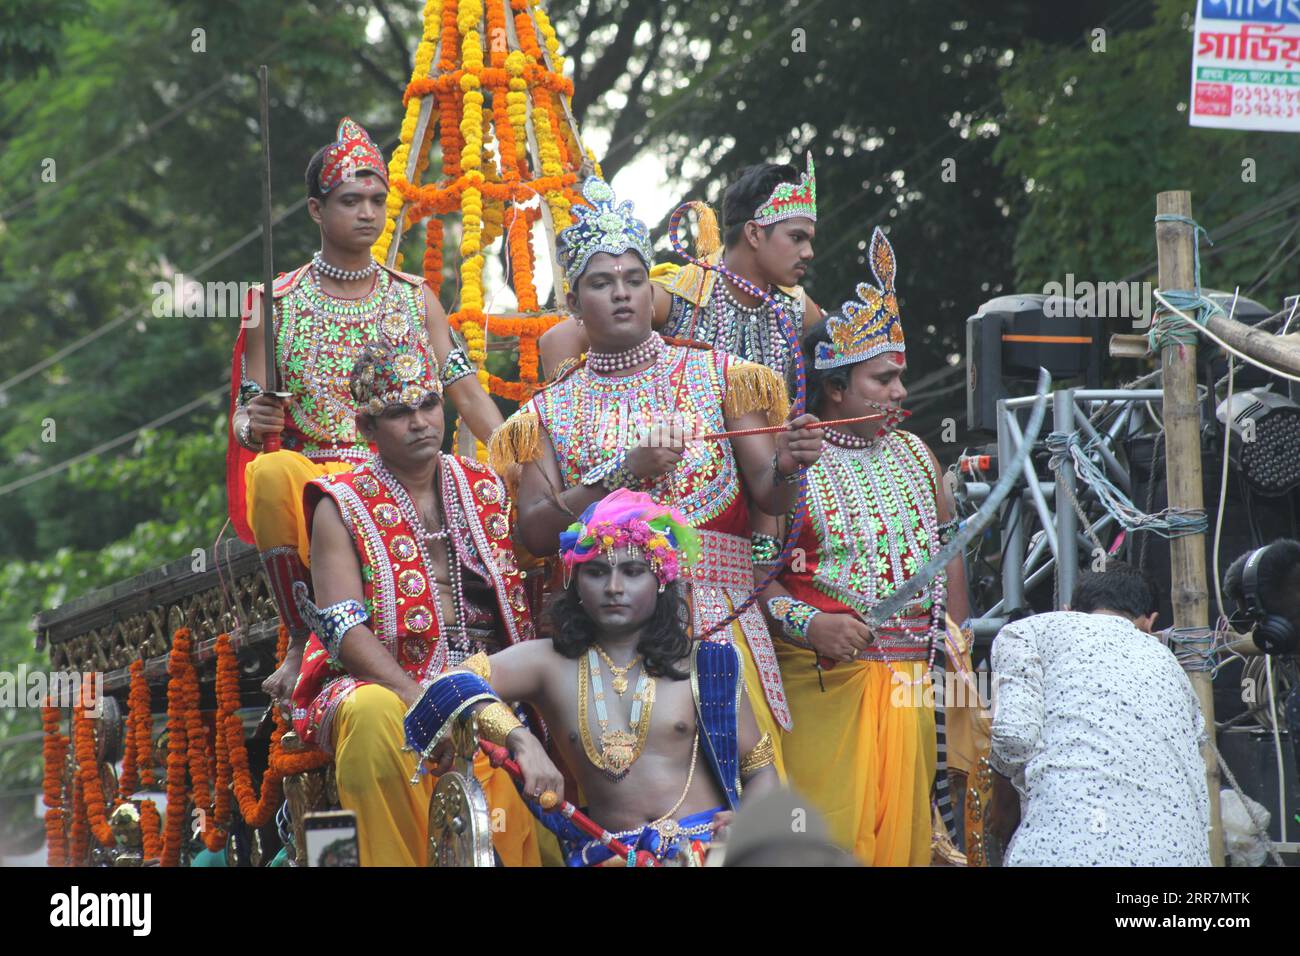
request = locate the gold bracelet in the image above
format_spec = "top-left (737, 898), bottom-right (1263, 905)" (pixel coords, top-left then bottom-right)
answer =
top-left (460, 651), bottom-right (491, 681)
top-left (740, 732), bottom-right (775, 776)
top-left (475, 701), bottom-right (522, 747)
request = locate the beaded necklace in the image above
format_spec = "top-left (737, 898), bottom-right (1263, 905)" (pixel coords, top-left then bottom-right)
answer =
top-left (586, 333), bottom-right (664, 374)
top-left (312, 250), bottom-right (378, 282)
top-left (369, 456), bottom-right (470, 663)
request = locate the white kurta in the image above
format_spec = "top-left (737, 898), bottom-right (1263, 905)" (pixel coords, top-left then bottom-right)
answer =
top-left (989, 611), bottom-right (1211, 866)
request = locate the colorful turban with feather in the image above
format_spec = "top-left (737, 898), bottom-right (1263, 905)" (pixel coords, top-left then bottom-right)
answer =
top-left (558, 489), bottom-right (700, 585)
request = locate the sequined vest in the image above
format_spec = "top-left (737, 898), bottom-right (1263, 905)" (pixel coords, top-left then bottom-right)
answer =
top-left (271, 264), bottom-right (429, 461)
top-left (526, 345), bottom-right (747, 536)
top-left (781, 430), bottom-right (944, 658)
top-left (658, 261), bottom-right (805, 387)
top-left (305, 454), bottom-right (534, 682)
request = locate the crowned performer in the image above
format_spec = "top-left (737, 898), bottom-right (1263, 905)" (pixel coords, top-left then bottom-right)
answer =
top-left (758, 228), bottom-right (971, 866)
top-left (538, 158), bottom-right (823, 385)
top-left (228, 118), bottom-right (505, 704)
top-left (407, 491), bottom-right (779, 866)
top-left (489, 176), bottom-right (824, 768)
top-left (288, 343), bottom-right (544, 867)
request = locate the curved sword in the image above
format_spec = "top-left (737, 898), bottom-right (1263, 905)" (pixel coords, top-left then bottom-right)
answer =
top-left (865, 367), bottom-right (1052, 629)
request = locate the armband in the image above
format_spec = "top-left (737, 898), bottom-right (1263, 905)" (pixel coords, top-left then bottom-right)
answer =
top-left (440, 346), bottom-right (476, 388)
top-left (293, 582), bottom-right (367, 663)
top-left (403, 671), bottom-right (499, 778)
top-left (937, 517), bottom-right (960, 547)
top-left (740, 732), bottom-right (776, 776)
top-left (475, 701), bottom-right (523, 747)
top-left (765, 595), bottom-right (820, 649)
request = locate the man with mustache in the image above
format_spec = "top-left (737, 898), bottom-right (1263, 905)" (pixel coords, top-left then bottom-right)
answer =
top-left (288, 342), bottom-right (543, 866)
top-left (490, 175), bottom-right (824, 775)
top-left (227, 118), bottom-right (505, 707)
top-left (758, 228), bottom-right (972, 866)
top-left (538, 158), bottom-right (823, 387)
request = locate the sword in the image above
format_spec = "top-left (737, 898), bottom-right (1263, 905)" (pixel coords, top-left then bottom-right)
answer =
top-left (863, 367), bottom-right (1052, 630)
top-left (258, 64), bottom-right (290, 452)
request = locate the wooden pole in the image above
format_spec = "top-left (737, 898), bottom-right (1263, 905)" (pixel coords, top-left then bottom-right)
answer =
top-left (1154, 190), bottom-right (1223, 865)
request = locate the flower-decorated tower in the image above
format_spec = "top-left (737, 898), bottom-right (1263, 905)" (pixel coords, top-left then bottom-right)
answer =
top-left (372, 0), bottom-right (597, 457)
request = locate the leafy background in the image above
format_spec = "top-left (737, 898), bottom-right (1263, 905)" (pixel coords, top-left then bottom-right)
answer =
top-left (1, 0), bottom-right (1297, 853)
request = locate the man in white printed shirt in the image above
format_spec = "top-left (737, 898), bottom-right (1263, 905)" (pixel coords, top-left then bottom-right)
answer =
top-left (989, 561), bottom-right (1211, 866)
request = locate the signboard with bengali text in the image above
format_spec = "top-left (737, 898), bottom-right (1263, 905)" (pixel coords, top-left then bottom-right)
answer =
top-left (1191, 0), bottom-right (1300, 132)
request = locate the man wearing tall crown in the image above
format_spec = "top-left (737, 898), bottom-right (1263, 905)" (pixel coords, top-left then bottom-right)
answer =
top-left (758, 227), bottom-right (972, 866)
top-left (227, 118), bottom-right (505, 704)
top-left (538, 157), bottom-right (823, 387)
top-left (488, 175), bottom-right (825, 773)
top-left (289, 342), bottom-right (546, 866)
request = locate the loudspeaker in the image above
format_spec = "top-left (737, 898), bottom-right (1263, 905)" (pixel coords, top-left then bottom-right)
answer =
top-left (1216, 727), bottom-right (1300, 846)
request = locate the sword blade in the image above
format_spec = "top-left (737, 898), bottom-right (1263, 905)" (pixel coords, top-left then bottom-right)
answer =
top-left (865, 368), bottom-right (1053, 628)
top-left (258, 64), bottom-right (277, 393)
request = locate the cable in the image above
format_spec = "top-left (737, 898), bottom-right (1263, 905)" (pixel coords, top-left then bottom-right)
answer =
top-left (0, 386), bottom-right (226, 498)
top-left (1264, 654), bottom-right (1288, 844)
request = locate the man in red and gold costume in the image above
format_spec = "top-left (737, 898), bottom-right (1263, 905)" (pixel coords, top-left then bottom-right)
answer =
top-left (227, 118), bottom-right (504, 701)
top-left (489, 175), bottom-right (825, 771)
top-left (290, 342), bottom-right (544, 866)
top-left (759, 228), bottom-right (971, 866)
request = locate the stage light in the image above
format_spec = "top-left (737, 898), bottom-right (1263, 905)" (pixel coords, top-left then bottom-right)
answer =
top-left (1217, 388), bottom-right (1300, 496)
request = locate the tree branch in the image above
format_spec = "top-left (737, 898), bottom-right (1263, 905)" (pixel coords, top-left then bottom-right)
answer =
top-left (567, 0), bottom-right (606, 94)
top-left (571, 2), bottom-right (648, 122)
top-left (372, 0), bottom-right (414, 80)
top-left (354, 47), bottom-right (406, 99)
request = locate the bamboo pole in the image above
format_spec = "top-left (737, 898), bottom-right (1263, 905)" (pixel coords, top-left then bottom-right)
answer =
top-left (1154, 190), bottom-right (1223, 866)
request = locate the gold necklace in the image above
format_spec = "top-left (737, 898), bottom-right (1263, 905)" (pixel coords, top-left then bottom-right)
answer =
top-left (594, 645), bottom-right (640, 696)
top-left (578, 650), bottom-right (655, 781)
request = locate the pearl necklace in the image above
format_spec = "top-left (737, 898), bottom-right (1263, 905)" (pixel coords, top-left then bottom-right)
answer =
top-left (586, 333), bottom-right (664, 373)
top-left (312, 250), bottom-right (378, 282)
top-left (716, 273), bottom-right (769, 320)
top-left (825, 425), bottom-right (877, 449)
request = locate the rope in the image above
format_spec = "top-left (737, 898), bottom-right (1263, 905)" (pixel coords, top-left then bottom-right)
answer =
top-left (1148, 214), bottom-right (1225, 351)
top-left (1045, 430), bottom-right (1208, 538)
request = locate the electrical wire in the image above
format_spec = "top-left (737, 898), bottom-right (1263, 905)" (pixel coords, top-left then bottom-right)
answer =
top-left (0, 386), bottom-right (226, 498)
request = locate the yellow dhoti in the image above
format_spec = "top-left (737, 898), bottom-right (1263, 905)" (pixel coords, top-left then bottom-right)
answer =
top-left (244, 449), bottom-right (355, 560)
top-left (776, 644), bottom-right (934, 865)
top-left (331, 683), bottom-right (551, 867)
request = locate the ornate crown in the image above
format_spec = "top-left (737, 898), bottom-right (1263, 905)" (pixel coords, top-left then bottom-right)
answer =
top-left (557, 176), bottom-right (654, 285)
top-left (349, 343), bottom-right (442, 415)
top-left (753, 154), bottom-right (817, 226)
top-left (319, 117), bottom-right (388, 195)
top-left (815, 227), bottom-right (905, 369)
top-left (558, 490), bottom-right (700, 586)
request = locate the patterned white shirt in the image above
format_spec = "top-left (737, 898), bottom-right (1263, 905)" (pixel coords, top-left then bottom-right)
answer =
top-left (989, 611), bottom-right (1211, 866)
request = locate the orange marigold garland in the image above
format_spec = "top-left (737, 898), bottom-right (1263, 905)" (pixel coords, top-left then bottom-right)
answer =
top-left (162, 629), bottom-right (193, 866)
top-left (42, 701), bottom-right (69, 866)
top-left (69, 771), bottom-right (88, 865)
top-left (74, 704), bottom-right (115, 849)
top-left (139, 799), bottom-right (163, 861)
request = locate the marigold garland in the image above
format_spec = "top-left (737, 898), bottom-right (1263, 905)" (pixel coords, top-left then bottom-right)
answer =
top-left (370, 0), bottom-right (589, 422)
top-left (162, 629), bottom-right (194, 866)
top-left (74, 704), bottom-right (116, 850)
top-left (42, 701), bottom-right (69, 866)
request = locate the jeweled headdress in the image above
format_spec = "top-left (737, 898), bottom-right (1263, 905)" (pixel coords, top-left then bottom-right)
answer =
top-left (815, 227), bottom-right (905, 369)
top-left (558, 489), bottom-right (700, 587)
top-left (557, 176), bottom-right (654, 284)
top-left (318, 117), bottom-right (389, 195)
top-left (349, 343), bottom-right (441, 415)
top-left (752, 155), bottom-right (817, 226)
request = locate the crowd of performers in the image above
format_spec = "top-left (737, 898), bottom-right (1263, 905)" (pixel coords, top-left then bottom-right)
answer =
top-left (226, 117), bottom-right (983, 867)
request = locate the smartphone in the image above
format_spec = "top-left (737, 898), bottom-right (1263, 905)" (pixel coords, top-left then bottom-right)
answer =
top-left (304, 810), bottom-right (359, 867)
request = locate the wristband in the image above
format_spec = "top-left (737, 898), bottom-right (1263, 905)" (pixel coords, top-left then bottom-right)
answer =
top-left (476, 701), bottom-right (523, 747)
top-left (751, 532), bottom-right (782, 568)
top-left (765, 596), bottom-right (820, 649)
top-left (440, 346), bottom-right (476, 388)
